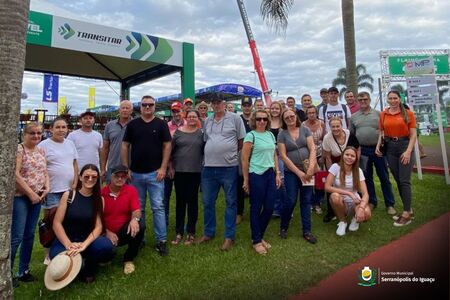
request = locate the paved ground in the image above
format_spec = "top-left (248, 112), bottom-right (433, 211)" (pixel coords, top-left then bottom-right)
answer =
top-left (419, 143), bottom-right (450, 168)
top-left (294, 213), bottom-right (449, 300)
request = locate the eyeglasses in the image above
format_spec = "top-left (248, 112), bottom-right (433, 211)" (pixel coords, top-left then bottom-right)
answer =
top-left (82, 175), bottom-right (98, 181)
top-left (185, 102), bottom-right (193, 106)
top-left (284, 115), bottom-right (296, 120)
top-left (27, 131), bottom-right (42, 135)
top-left (255, 117), bottom-right (268, 122)
top-left (358, 98), bottom-right (370, 102)
top-left (141, 103), bottom-right (155, 108)
top-left (113, 173), bottom-right (127, 179)
top-left (198, 106), bottom-right (207, 110)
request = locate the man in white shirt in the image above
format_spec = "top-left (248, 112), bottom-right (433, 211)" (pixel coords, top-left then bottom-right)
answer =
top-left (318, 87), bottom-right (351, 132)
top-left (67, 111), bottom-right (103, 170)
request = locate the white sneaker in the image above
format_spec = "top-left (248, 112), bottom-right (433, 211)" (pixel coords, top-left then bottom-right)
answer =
top-left (336, 221), bottom-right (347, 236)
top-left (348, 217), bottom-right (359, 231)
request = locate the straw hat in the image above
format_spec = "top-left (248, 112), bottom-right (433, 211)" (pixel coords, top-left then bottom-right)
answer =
top-left (44, 251), bottom-right (82, 291)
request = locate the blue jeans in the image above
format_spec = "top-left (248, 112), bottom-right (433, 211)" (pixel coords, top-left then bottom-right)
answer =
top-left (201, 166), bottom-right (238, 239)
top-left (281, 170), bottom-right (313, 234)
top-left (10, 196), bottom-right (41, 276)
top-left (131, 171), bottom-right (167, 242)
top-left (249, 169), bottom-right (276, 244)
top-left (361, 146), bottom-right (395, 208)
top-left (50, 236), bottom-right (113, 277)
top-left (43, 192), bottom-right (64, 209)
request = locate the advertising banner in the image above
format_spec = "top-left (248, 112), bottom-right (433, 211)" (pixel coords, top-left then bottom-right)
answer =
top-left (88, 87), bottom-right (96, 108)
top-left (26, 11), bottom-right (52, 46)
top-left (42, 74), bottom-right (59, 103)
top-left (58, 96), bottom-right (66, 114)
top-left (389, 55), bottom-right (449, 75)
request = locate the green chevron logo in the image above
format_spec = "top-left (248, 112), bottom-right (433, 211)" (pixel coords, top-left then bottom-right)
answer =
top-left (126, 32), bottom-right (173, 63)
top-left (58, 23), bottom-right (75, 39)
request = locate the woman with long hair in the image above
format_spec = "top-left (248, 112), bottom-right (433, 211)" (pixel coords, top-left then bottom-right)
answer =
top-left (302, 106), bottom-right (326, 214)
top-left (325, 147), bottom-right (371, 236)
top-left (376, 90), bottom-right (417, 226)
top-left (50, 164), bottom-right (113, 283)
top-left (277, 109), bottom-right (318, 244)
top-left (11, 122), bottom-right (49, 283)
top-left (242, 110), bottom-right (281, 254)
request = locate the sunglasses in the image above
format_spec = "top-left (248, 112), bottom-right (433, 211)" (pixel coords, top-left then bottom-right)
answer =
top-left (255, 117), bottom-right (268, 122)
top-left (141, 103), bottom-right (155, 108)
top-left (113, 173), bottom-right (127, 179)
top-left (82, 175), bottom-right (98, 181)
top-left (27, 131), bottom-right (42, 135)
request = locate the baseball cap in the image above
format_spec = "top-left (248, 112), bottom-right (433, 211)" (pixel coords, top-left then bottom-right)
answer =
top-left (241, 97), bottom-right (253, 106)
top-left (328, 87), bottom-right (339, 93)
top-left (183, 98), bottom-right (193, 105)
top-left (320, 88), bottom-right (328, 94)
top-left (79, 110), bottom-right (95, 118)
top-left (111, 165), bottom-right (128, 174)
top-left (171, 101), bottom-right (182, 111)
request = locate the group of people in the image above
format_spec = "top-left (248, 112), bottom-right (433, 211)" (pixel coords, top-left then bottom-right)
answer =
top-left (11, 87), bottom-right (417, 288)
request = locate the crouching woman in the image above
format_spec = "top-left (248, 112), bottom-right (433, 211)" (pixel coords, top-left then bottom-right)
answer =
top-left (325, 146), bottom-right (371, 236)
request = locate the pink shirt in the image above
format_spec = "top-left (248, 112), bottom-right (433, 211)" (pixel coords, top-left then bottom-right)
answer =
top-left (168, 119), bottom-right (185, 137)
top-left (348, 102), bottom-right (361, 114)
top-left (16, 145), bottom-right (47, 196)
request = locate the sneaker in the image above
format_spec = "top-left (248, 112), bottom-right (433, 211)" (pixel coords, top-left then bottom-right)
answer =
top-left (313, 206), bottom-right (323, 215)
top-left (392, 211), bottom-right (415, 221)
top-left (123, 261), bottom-right (135, 275)
top-left (155, 241), bottom-right (169, 256)
top-left (279, 229), bottom-right (288, 239)
top-left (348, 217), bottom-right (359, 232)
top-left (220, 238), bottom-right (234, 251)
top-left (18, 270), bottom-right (35, 282)
top-left (393, 215), bottom-right (412, 227)
top-left (336, 221), bottom-right (347, 236)
top-left (386, 206), bottom-right (397, 215)
top-left (303, 232), bottom-right (317, 244)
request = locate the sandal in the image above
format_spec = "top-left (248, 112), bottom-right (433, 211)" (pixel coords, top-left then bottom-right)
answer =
top-left (261, 239), bottom-right (272, 250)
top-left (184, 234), bottom-right (195, 246)
top-left (171, 234), bottom-right (183, 245)
top-left (253, 242), bottom-right (267, 255)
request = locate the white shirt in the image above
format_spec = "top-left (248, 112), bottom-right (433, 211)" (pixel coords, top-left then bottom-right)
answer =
top-left (328, 163), bottom-right (365, 202)
top-left (318, 103), bottom-right (352, 132)
top-left (67, 129), bottom-right (103, 170)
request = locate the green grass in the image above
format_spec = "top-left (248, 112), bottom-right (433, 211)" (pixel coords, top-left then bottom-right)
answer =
top-left (13, 174), bottom-right (449, 299)
top-left (419, 132), bottom-right (450, 146)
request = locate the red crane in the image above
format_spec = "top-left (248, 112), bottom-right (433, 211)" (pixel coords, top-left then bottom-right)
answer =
top-left (236, 0), bottom-right (272, 107)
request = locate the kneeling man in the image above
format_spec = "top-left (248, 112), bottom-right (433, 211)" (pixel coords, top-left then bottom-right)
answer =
top-left (102, 165), bottom-right (144, 274)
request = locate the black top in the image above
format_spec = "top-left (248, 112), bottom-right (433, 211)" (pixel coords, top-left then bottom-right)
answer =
top-left (240, 114), bottom-right (251, 133)
top-left (296, 109), bottom-right (307, 122)
top-left (270, 127), bottom-right (280, 142)
top-left (62, 191), bottom-right (94, 242)
top-left (123, 117), bottom-right (171, 173)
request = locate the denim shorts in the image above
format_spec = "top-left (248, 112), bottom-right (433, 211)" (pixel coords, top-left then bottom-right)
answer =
top-left (42, 192), bottom-right (65, 209)
top-left (343, 199), bottom-right (354, 216)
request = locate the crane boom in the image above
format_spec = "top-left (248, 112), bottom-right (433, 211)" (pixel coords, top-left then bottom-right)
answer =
top-left (236, 0), bottom-right (272, 107)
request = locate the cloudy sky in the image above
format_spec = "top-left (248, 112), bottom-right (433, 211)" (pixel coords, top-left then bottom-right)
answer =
top-left (22, 0), bottom-right (449, 114)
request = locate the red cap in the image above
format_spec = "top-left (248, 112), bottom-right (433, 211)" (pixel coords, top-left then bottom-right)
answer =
top-left (183, 98), bottom-right (193, 105)
top-left (171, 101), bottom-right (182, 111)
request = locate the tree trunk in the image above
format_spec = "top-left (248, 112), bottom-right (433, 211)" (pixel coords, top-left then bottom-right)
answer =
top-left (341, 0), bottom-right (358, 97)
top-left (0, 1), bottom-right (30, 298)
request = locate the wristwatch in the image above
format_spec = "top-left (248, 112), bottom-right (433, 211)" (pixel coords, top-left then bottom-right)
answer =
top-left (134, 217), bottom-right (141, 222)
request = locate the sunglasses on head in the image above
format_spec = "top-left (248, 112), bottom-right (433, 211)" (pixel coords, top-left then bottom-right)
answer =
top-left (141, 103), bottom-right (155, 108)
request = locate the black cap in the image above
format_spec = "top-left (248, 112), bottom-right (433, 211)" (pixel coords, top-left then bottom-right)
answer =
top-left (111, 165), bottom-right (128, 174)
top-left (79, 110), bottom-right (95, 118)
top-left (320, 88), bottom-right (328, 94)
top-left (328, 87), bottom-right (339, 93)
top-left (241, 97), bottom-right (253, 105)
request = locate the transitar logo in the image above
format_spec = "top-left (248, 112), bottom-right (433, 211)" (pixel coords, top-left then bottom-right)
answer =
top-left (58, 23), bottom-right (75, 40)
top-left (358, 266), bottom-right (377, 287)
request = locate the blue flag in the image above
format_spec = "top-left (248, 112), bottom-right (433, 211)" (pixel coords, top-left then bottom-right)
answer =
top-left (42, 74), bottom-right (59, 103)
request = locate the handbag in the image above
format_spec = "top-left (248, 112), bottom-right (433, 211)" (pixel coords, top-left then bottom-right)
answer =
top-left (314, 170), bottom-right (329, 190)
top-left (38, 207), bottom-right (57, 248)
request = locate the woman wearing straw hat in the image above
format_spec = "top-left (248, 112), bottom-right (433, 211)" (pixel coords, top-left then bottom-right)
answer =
top-left (50, 164), bottom-right (113, 283)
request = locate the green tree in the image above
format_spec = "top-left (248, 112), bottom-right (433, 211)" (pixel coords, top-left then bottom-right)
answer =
top-left (260, 0), bottom-right (359, 96)
top-left (0, 1), bottom-right (31, 297)
top-left (332, 64), bottom-right (374, 99)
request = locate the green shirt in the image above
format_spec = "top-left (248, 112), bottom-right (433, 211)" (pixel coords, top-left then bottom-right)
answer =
top-left (349, 108), bottom-right (380, 146)
top-left (244, 130), bottom-right (276, 175)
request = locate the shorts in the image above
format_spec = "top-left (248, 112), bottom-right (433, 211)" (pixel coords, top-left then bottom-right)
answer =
top-left (342, 197), bottom-right (355, 216)
top-left (42, 192), bottom-right (65, 209)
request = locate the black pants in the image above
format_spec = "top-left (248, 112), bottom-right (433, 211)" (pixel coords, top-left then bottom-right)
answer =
top-left (174, 172), bottom-right (201, 235)
top-left (117, 220), bottom-right (145, 262)
top-left (237, 175), bottom-right (246, 215)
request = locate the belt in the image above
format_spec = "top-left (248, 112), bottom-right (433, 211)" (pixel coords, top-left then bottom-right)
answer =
top-left (384, 136), bottom-right (409, 142)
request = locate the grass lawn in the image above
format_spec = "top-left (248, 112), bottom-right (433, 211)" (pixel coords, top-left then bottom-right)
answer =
top-left (419, 132), bottom-right (450, 146)
top-left (13, 173), bottom-right (449, 299)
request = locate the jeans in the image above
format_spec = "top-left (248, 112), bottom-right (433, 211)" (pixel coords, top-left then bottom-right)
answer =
top-left (201, 166), bottom-right (238, 239)
top-left (10, 196), bottom-right (41, 276)
top-left (42, 192), bottom-right (64, 209)
top-left (116, 220), bottom-right (145, 262)
top-left (249, 169), bottom-right (276, 244)
top-left (361, 146), bottom-right (395, 208)
top-left (50, 236), bottom-right (113, 277)
top-left (385, 140), bottom-right (414, 212)
top-left (174, 172), bottom-right (200, 235)
top-left (131, 171), bottom-right (167, 242)
top-left (281, 170), bottom-right (313, 233)
top-left (164, 177), bottom-right (174, 227)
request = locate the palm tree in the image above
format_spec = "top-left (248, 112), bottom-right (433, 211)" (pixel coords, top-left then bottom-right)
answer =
top-left (260, 0), bottom-right (358, 96)
top-left (0, 1), bottom-right (31, 297)
top-left (332, 64), bottom-right (374, 99)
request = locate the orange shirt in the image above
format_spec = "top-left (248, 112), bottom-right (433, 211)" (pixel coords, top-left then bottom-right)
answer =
top-left (379, 109), bottom-right (416, 137)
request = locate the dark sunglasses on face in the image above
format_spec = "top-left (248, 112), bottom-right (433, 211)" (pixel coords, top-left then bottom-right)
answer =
top-left (141, 103), bottom-right (155, 108)
top-left (255, 117), bottom-right (268, 122)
